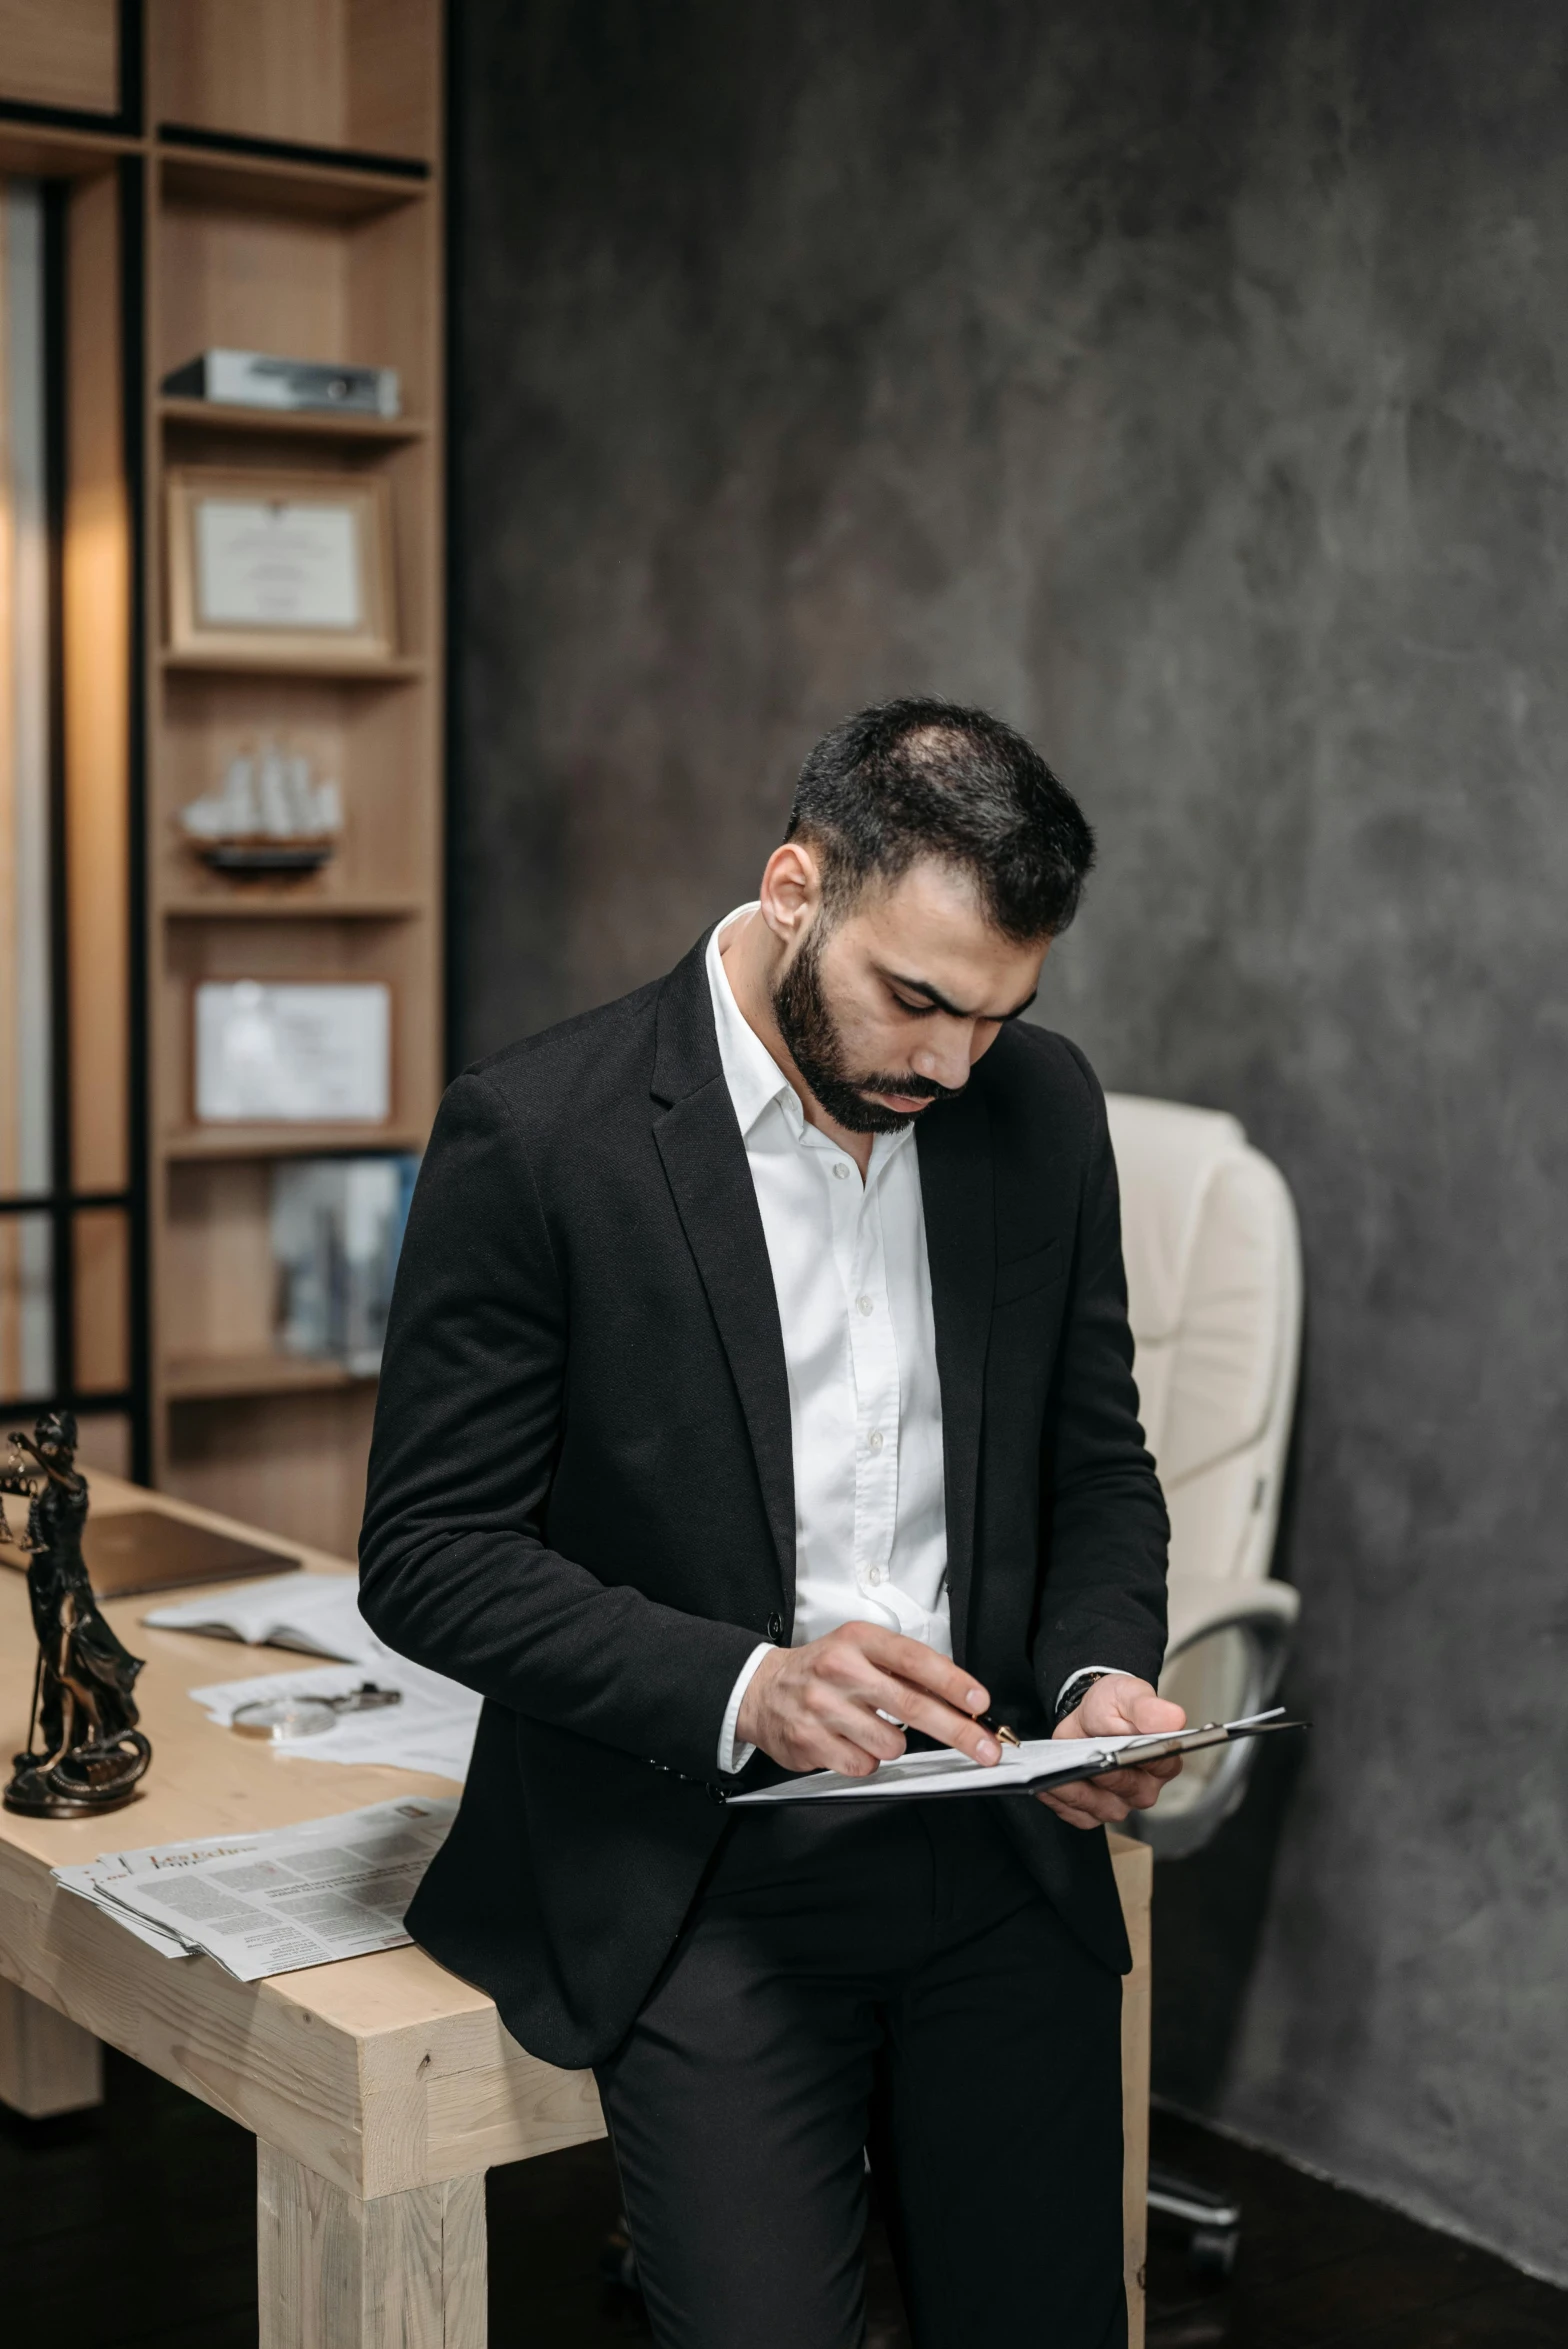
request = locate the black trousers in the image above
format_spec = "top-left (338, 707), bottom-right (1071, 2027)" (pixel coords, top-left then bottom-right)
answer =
top-left (594, 1794), bottom-right (1127, 2349)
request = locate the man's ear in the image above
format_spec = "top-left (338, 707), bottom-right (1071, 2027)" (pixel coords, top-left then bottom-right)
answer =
top-left (757, 839), bottom-right (823, 946)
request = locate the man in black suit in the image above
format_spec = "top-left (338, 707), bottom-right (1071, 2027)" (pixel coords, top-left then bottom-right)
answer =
top-left (360, 700), bottom-right (1183, 2349)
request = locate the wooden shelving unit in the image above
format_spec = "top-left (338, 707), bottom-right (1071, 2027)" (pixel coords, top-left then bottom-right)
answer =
top-left (0, 1), bottom-right (446, 1555)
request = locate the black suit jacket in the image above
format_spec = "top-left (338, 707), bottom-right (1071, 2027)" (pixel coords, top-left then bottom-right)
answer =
top-left (359, 931), bottom-right (1169, 2070)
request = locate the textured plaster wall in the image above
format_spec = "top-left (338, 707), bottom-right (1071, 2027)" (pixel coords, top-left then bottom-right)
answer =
top-left (452, 1), bottom-right (1568, 2279)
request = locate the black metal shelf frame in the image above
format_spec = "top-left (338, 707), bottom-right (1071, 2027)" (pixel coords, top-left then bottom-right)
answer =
top-left (0, 150), bottom-right (148, 1476)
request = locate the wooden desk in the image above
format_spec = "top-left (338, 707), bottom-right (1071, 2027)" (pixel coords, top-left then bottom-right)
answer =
top-left (0, 1474), bottom-right (1150, 2347)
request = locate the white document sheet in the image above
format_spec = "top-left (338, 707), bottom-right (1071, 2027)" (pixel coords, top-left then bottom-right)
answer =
top-left (195, 498), bottom-right (362, 629)
top-left (187, 1658), bottom-right (480, 1783)
top-left (54, 1796), bottom-right (458, 1981)
top-left (727, 1709), bottom-right (1298, 1806)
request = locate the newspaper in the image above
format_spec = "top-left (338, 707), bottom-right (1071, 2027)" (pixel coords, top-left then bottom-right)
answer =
top-left (55, 1826), bottom-right (272, 1958)
top-left (52, 1797), bottom-right (457, 1981)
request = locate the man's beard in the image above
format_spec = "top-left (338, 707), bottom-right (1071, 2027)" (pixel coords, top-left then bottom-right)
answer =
top-left (771, 930), bottom-right (964, 1134)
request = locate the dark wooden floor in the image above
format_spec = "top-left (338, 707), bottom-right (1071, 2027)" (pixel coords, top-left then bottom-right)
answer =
top-left (4, 2050), bottom-right (1563, 2346)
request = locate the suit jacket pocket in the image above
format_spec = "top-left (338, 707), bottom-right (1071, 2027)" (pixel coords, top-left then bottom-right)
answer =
top-left (992, 1238), bottom-right (1066, 1310)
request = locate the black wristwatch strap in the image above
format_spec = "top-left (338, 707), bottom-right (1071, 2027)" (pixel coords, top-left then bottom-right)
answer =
top-left (1054, 1668), bottom-right (1111, 1726)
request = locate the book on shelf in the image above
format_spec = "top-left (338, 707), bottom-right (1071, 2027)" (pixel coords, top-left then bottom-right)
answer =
top-left (271, 1155), bottom-right (419, 1375)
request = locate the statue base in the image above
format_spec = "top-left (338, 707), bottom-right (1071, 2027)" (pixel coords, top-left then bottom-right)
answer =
top-left (4, 1731), bottom-right (153, 1819)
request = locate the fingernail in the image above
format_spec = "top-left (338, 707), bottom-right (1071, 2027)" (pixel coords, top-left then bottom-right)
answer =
top-left (965, 1687), bottom-right (986, 1709)
top-left (975, 1737), bottom-right (999, 1764)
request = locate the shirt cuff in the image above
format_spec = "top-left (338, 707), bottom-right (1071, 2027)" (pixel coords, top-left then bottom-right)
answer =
top-left (717, 1643), bottom-right (774, 1775)
top-left (1053, 1665), bottom-right (1129, 1720)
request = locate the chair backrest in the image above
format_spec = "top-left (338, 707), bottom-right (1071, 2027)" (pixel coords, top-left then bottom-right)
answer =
top-left (1105, 1094), bottom-right (1302, 1634)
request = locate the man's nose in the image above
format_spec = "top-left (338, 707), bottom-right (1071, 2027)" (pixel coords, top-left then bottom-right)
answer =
top-left (912, 1030), bottom-right (975, 1089)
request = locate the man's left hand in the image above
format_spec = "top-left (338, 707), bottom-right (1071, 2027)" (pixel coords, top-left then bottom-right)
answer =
top-left (1035, 1673), bottom-right (1185, 1829)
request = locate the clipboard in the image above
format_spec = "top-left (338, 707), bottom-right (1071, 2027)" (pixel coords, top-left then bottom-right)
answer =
top-left (727, 1708), bottom-right (1307, 1807)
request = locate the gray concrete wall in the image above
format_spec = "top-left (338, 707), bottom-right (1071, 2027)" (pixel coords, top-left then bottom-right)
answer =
top-left (453, 1), bottom-right (1568, 2279)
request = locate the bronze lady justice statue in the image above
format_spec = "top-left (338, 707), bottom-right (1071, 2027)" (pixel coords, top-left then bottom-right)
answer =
top-left (1, 1410), bottom-right (152, 1817)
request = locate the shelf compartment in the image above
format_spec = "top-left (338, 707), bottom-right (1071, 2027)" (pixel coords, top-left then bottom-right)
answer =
top-left (150, 0), bottom-right (440, 175)
top-left (162, 1156), bottom-right (398, 1406)
top-left (155, 669), bottom-right (439, 909)
top-left (0, 0), bottom-right (120, 117)
top-left (154, 170), bottom-right (437, 416)
top-left (155, 436), bottom-right (437, 668)
top-left (157, 907), bottom-right (437, 1153)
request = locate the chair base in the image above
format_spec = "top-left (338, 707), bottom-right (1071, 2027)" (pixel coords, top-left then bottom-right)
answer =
top-left (1148, 2161), bottom-right (1242, 2276)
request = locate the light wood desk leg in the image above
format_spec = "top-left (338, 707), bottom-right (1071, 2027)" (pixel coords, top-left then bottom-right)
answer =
top-left (0, 1977), bottom-right (104, 2116)
top-left (258, 2141), bottom-right (487, 2349)
top-left (1112, 1836), bottom-right (1152, 2349)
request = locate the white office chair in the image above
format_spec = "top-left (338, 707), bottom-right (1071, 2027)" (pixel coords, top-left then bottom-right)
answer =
top-left (1106, 1093), bottom-right (1303, 1861)
top-left (1105, 1092), bottom-right (1303, 2274)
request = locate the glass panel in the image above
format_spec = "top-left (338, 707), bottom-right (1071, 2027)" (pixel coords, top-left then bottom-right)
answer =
top-left (65, 162), bottom-right (129, 1193)
top-left (0, 1209), bottom-right (53, 1401)
top-left (75, 1204), bottom-right (128, 1391)
top-left (0, 180), bottom-right (52, 1199)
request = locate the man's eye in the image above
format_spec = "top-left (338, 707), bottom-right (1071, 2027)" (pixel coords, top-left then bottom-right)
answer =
top-left (891, 993), bottom-right (935, 1016)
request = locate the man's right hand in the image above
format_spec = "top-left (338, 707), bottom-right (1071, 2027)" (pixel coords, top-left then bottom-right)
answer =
top-left (735, 1622), bottom-right (1003, 1777)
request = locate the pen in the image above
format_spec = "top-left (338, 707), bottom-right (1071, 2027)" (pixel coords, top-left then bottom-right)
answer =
top-left (979, 1713), bottom-right (1021, 1750)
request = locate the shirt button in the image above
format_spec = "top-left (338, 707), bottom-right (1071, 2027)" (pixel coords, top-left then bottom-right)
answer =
top-left (868, 1431), bottom-right (884, 1452)
top-left (832, 1162), bottom-right (850, 1180)
top-left (869, 1567), bottom-right (885, 1585)
top-left (857, 1294), bottom-right (874, 1316)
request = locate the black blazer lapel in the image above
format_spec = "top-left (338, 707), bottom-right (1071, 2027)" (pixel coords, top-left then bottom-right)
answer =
top-left (651, 939), bottom-right (796, 1614)
top-left (916, 1085), bottom-right (995, 1664)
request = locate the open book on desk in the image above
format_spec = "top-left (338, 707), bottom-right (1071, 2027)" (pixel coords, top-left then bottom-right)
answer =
top-left (144, 1571), bottom-right (374, 1662)
top-left (145, 1572), bottom-right (481, 1783)
top-left (727, 1708), bottom-right (1305, 1806)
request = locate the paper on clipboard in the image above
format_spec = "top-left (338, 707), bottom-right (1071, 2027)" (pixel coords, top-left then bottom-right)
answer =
top-left (726, 1708), bottom-right (1305, 1807)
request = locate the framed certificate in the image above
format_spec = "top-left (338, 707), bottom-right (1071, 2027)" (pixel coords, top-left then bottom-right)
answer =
top-left (194, 981), bottom-right (392, 1124)
top-left (166, 467), bottom-right (397, 666)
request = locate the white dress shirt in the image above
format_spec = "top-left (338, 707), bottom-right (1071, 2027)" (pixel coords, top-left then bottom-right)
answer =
top-left (707, 908), bottom-right (1120, 1773)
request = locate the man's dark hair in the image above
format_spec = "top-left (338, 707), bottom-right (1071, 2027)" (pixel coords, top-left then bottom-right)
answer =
top-left (785, 697), bottom-right (1095, 941)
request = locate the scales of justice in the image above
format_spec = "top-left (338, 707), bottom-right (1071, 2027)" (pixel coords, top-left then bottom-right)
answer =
top-left (1, 1411), bottom-right (152, 1818)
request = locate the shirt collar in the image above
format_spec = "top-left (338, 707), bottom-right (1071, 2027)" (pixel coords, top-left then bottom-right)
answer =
top-left (704, 906), bottom-right (915, 1173)
top-left (705, 906), bottom-right (804, 1140)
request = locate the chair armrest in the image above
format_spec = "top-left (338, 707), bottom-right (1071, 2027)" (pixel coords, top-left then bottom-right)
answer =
top-left (1133, 1579), bottom-right (1301, 1858)
top-left (1166, 1574), bottom-right (1299, 1660)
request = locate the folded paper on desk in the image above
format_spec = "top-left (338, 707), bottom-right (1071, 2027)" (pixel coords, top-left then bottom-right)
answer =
top-left (53, 1796), bottom-right (457, 1979)
top-left (728, 1709), bottom-right (1305, 1806)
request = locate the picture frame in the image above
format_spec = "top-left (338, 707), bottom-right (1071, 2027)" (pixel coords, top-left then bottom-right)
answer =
top-left (165, 466), bottom-right (398, 667)
top-left (193, 980), bottom-right (393, 1124)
